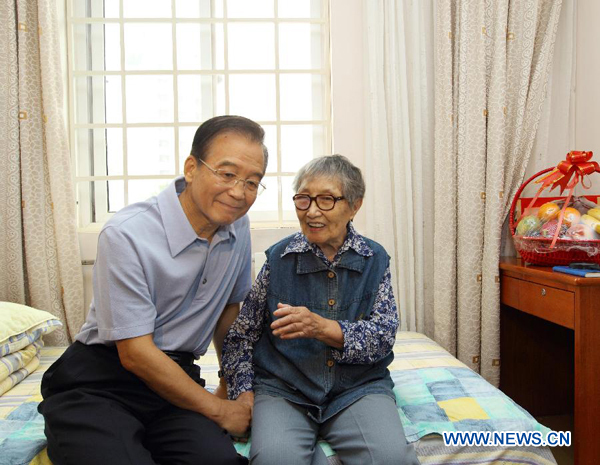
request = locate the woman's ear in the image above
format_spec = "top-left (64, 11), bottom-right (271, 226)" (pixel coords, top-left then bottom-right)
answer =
top-left (351, 198), bottom-right (363, 218)
top-left (183, 155), bottom-right (197, 183)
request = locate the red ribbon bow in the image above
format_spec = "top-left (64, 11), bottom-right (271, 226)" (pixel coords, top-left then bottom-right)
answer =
top-left (536, 151), bottom-right (598, 193)
top-left (524, 151), bottom-right (597, 248)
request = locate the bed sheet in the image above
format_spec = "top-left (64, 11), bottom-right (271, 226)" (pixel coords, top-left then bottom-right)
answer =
top-left (0, 334), bottom-right (557, 465)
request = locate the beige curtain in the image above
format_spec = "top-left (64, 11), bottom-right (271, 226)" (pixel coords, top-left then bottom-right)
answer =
top-left (0, 0), bottom-right (84, 344)
top-left (434, 0), bottom-right (563, 385)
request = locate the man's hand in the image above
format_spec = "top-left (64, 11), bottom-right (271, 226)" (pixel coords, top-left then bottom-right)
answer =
top-left (215, 398), bottom-right (252, 437)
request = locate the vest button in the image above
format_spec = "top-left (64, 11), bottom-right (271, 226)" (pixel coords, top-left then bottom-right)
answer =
top-left (328, 272), bottom-right (335, 278)
top-left (326, 360), bottom-right (334, 367)
top-left (202, 278), bottom-right (207, 285)
top-left (328, 299), bottom-right (335, 306)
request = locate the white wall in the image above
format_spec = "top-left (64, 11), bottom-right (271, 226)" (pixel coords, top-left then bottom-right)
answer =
top-left (575, 0), bottom-right (600, 152)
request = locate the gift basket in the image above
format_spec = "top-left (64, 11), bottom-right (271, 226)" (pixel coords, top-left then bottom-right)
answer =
top-left (510, 151), bottom-right (600, 266)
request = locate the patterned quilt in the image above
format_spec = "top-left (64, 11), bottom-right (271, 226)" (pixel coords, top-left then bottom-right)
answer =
top-left (0, 333), bottom-right (557, 465)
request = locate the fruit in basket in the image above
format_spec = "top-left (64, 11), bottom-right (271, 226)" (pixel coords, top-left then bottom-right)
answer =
top-left (540, 219), bottom-right (559, 237)
top-left (587, 208), bottom-right (600, 221)
top-left (516, 215), bottom-right (542, 236)
top-left (562, 207), bottom-right (581, 227)
top-left (538, 202), bottom-right (560, 222)
top-left (566, 223), bottom-right (598, 240)
top-left (581, 214), bottom-right (600, 234)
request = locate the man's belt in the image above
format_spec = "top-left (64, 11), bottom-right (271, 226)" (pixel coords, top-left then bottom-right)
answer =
top-left (163, 350), bottom-right (195, 366)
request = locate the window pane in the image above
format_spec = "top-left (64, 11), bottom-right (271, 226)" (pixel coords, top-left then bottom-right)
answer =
top-left (77, 182), bottom-right (93, 226)
top-left (175, 0), bottom-right (212, 18)
top-left (125, 75), bottom-right (173, 123)
top-left (128, 179), bottom-right (172, 204)
top-left (281, 176), bottom-right (297, 221)
top-left (280, 74), bottom-right (323, 121)
top-left (74, 76), bottom-right (122, 124)
top-left (124, 24), bottom-right (172, 70)
top-left (177, 23), bottom-right (222, 70)
top-left (228, 23), bottom-right (275, 70)
top-left (75, 128), bottom-right (124, 177)
top-left (107, 180), bottom-right (125, 213)
top-left (73, 23), bottom-right (121, 71)
top-left (278, 0), bottom-right (322, 18)
top-left (178, 75), bottom-right (225, 122)
top-left (280, 125), bottom-right (324, 172)
top-left (262, 125), bottom-right (277, 173)
top-left (179, 126), bottom-right (198, 172)
top-left (72, 0), bottom-right (118, 18)
top-left (229, 74), bottom-right (276, 121)
top-left (228, 0), bottom-right (273, 18)
top-left (106, 128), bottom-right (124, 175)
top-left (279, 23), bottom-right (323, 70)
top-left (123, 0), bottom-right (172, 18)
top-left (127, 127), bottom-right (175, 175)
top-left (248, 176), bottom-right (278, 223)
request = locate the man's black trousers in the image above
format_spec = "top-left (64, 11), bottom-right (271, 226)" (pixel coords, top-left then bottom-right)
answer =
top-left (38, 342), bottom-right (248, 465)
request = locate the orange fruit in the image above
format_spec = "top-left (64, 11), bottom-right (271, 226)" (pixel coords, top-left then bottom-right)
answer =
top-left (538, 202), bottom-right (560, 222)
top-left (562, 207), bottom-right (581, 227)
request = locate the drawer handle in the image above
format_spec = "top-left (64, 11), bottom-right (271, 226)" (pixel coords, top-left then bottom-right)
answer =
top-left (541, 288), bottom-right (546, 296)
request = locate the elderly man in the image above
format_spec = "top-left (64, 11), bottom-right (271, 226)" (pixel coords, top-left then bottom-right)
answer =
top-left (39, 116), bottom-right (266, 465)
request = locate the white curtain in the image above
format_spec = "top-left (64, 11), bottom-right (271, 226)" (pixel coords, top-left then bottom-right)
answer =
top-left (0, 0), bottom-right (84, 344)
top-left (434, 0), bottom-right (563, 385)
top-left (363, 0), bottom-right (435, 335)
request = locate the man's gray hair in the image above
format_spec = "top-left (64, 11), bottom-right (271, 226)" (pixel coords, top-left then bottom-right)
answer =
top-left (293, 155), bottom-right (365, 206)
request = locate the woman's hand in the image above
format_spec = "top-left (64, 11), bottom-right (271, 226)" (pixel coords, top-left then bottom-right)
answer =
top-left (271, 303), bottom-right (344, 349)
top-left (213, 377), bottom-right (228, 399)
top-left (231, 391), bottom-right (255, 442)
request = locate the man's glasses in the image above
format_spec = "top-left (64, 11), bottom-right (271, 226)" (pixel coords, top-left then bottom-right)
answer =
top-left (292, 194), bottom-right (345, 211)
top-left (199, 158), bottom-right (266, 195)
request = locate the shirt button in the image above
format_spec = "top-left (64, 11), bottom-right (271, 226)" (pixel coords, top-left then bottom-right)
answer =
top-left (327, 272), bottom-right (335, 278)
top-left (326, 360), bottom-right (334, 367)
top-left (328, 299), bottom-right (335, 306)
top-left (202, 278), bottom-right (207, 285)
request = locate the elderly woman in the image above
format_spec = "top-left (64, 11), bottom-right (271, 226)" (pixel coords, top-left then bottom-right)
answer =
top-left (222, 155), bottom-right (419, 465)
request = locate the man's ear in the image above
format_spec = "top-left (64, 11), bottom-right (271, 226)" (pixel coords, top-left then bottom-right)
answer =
top-left (183, 155), bottom-right (197, 183)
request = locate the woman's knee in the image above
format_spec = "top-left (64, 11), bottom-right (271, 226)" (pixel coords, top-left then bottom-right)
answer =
top-left (368, 441), bottom-right (420, 465)
top-left (250, 442), bottom-right (313, 465)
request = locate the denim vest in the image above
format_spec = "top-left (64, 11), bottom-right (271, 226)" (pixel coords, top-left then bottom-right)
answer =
top-left (253, 233), bottom-right (395, 423)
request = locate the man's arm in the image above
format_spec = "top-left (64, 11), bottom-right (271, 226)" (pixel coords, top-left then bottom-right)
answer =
top-left (115, 334), bottom-right (251, 436)
top-left (212, 303), bottom-right (240, 399)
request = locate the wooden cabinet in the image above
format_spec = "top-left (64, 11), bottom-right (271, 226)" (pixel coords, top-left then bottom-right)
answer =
top-left (500, 257), bottom-right (600, 465)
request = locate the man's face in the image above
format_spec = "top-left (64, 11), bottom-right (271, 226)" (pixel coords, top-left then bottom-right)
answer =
top-left (183, 132), bottom-right (265, 229)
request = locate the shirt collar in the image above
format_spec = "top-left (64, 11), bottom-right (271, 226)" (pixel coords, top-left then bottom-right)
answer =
top-left (157, 177), bottom-right (236, 257)
top-left (282, 222), bottom-right (373, 262)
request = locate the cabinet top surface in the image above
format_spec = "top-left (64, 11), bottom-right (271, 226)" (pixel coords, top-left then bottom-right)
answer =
top-left (500, 257), bottom-right (600, 288)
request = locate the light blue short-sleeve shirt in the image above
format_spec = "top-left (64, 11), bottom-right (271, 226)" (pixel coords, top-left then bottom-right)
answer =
top-left (76, 177), bottom-right (252, 357)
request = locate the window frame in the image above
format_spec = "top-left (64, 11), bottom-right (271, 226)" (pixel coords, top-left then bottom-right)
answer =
top-left (66, 0), bottom-right (332, 229)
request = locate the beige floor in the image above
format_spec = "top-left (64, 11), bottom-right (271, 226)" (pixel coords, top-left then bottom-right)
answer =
top-left (536, 415), bottom-right (574, 465)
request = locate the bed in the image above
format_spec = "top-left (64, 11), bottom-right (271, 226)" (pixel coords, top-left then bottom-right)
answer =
top-left (0, 332), bottom-right (557, 465)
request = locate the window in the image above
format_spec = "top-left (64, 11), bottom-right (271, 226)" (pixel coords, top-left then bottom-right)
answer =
top-left (68, 0), bottom-right (331, 228)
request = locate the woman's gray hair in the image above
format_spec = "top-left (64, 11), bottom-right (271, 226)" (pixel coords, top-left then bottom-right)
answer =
top-left (293, 155), bottom-right (365, 206)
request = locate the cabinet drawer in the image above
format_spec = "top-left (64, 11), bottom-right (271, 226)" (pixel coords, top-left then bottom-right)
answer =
top-left (501, 276), bottom-right (574, 329)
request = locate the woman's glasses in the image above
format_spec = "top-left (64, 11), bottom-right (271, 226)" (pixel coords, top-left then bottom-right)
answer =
top-left (292, 194), bottom-right (345, 211)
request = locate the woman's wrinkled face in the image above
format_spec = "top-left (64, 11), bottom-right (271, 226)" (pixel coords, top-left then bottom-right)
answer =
top-left (295, 176), bottom-right (362, 259)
